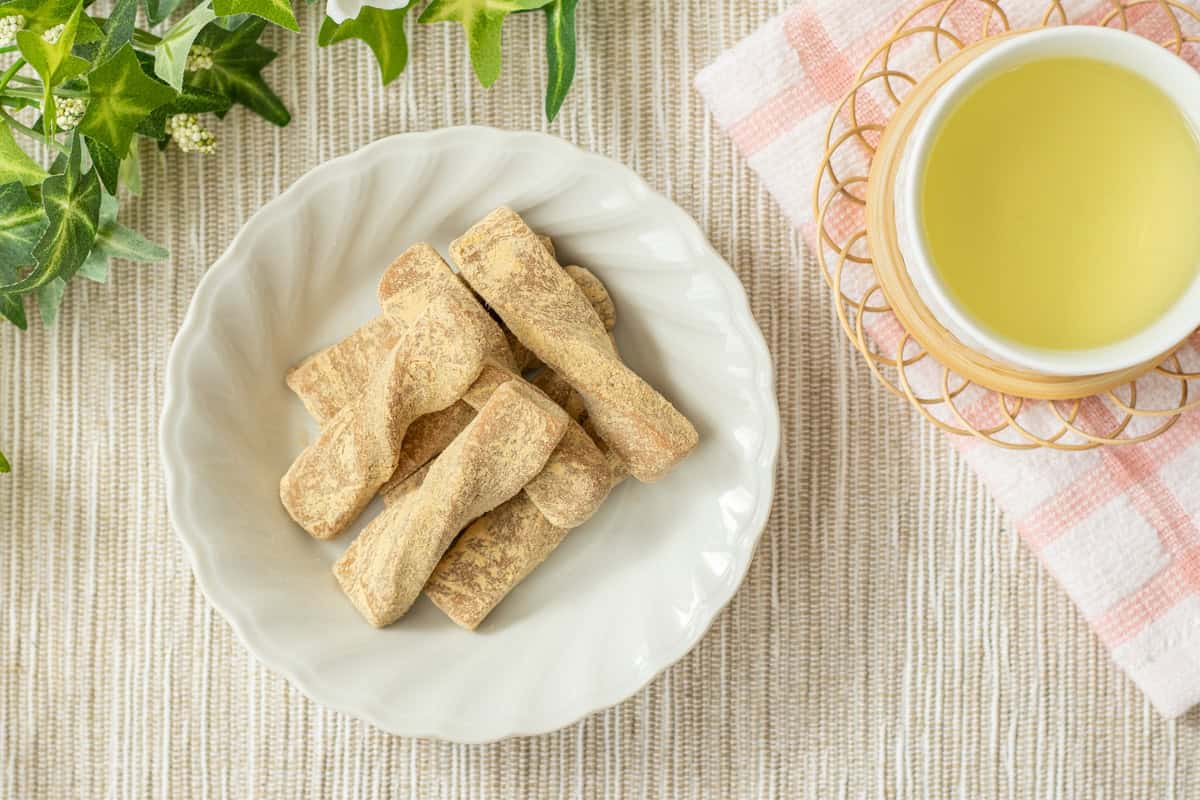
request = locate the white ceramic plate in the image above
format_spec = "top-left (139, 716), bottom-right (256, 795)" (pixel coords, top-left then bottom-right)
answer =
top-left (161, 127), bottom-right (778, 742)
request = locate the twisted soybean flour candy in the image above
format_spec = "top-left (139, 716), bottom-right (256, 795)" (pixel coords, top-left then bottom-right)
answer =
top-left (920, 57), bottom-right (1200, 351)
top-left (279, 215), bottom-right (697, 629)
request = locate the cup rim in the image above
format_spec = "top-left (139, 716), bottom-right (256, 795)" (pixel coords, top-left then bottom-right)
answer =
top-left (900, 26), bottom-right (1200, 376)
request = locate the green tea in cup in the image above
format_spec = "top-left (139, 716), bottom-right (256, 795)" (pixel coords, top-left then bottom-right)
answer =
top-left (919, 56), bottom-right (1200, 353)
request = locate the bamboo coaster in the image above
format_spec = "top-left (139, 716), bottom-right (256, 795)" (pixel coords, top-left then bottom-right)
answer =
top-left (814, 0), bottom-right (1200, 450)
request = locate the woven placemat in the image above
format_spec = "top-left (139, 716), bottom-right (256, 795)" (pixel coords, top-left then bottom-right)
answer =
top-left (1, 1), bottom-right (1195, 796)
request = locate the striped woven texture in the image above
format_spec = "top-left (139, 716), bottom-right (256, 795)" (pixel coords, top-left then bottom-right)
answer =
top-left (2, 1), bottom-right (1199, 796)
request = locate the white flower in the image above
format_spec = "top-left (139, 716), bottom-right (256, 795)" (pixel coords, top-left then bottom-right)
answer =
top-left (186, 44), bottom-right (214, 72)
top-left (55, 97), bottom-right (85, 130)
top-left (166, 113), bottom-right (217, 155)
top-left (41, 23), bottom-right (64, 44)
top-left (0, 14), bottom-right (25, 46)
top-left (325, 0), bottom-right (411, 25)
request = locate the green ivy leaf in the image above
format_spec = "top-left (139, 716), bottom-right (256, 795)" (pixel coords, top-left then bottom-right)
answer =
top-left (542, 0), bottom-right (576, 121)
top-left (318, 6), bottom-right (411, 85)
top-left (118, 140), bottom-right (140, 195)
top-left (144, 0), bottom-right (188, 26)
top-left (92, 220), bottom-right (168, 265)
top-left (212, 0), bottom-right (298, 32)
top-left (0, 260), bottom-right (28, 328)
top-left (15, 3), bottom-right (87, 80)
top-left (0, 0), bottom-right (79, 33)
top-left (79, 44), bottom-right (177, 154)
top-left (73, 13), bottom-right (103, 45)
top-left (0, 137), bottom-right (100, 294)
top-left (17, 2), bottom-right (90, 137)
top-left (84, 136), bottom-right (120, 195)
top-left (189, 18), bottom-right (289, 125)
top-left (0, 181), bottom-right (48, 278)
top-left (135, 83), bottom-right (231, 139)
top-left (155, 0), bottom-right (218, 91)
top-left (34, 139), bottom-right (101, 286)
top-left (0, 292), bottom-right (25, 328)
top-left (316, 16), bottom-right (335, 44)
top-left (78, 193), bottom-right (166, 284)
top-left (419, 0), bottom-right (552, 88)
top-left (36, 275), bottom-right (65, 325)
top-left (77, 247), bottom-right (108, 281)
top-left (77, 192), bottom-right (116, 281)
top-left (214, 12), bottom-right (251, 30)
top-left (0, 448), bottom-right (9, 473)
top-left (65, 16), bottom-right (104, 67)
top-left (46, 151), bottom-right (66, 176)
top-left (95, 0), bottom-right (138, 66)
top-left (0, 124), bottom-right (47, 186)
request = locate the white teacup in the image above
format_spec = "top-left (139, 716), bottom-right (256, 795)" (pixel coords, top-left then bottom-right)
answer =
top-left (894, 26), bottom-right (1200, 376)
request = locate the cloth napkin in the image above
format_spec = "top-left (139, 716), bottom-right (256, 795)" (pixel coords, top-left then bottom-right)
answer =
top-left (697, 0), bottom-right (1200, 718)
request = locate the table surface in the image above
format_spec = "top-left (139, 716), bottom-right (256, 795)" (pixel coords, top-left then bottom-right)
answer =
top-left (3, 1), bottom-right (1198, 797)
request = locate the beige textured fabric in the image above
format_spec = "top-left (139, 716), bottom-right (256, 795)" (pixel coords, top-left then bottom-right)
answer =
top-left (1, 2), bottom-right (1198, 796)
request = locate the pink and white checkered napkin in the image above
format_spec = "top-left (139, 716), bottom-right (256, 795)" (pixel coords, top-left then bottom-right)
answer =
top-left (697, 0), bottom-right (1200, 717)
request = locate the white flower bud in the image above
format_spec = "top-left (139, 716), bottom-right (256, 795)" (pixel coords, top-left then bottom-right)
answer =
top-left (186, 44), bottom-right (214, 72)
top-left (41, 23), bottom-right (64, 44)
top-left (166, 113), bottom-right (217, 155)
top-left (55, 97), bottom-right (86, 130)
top-left (0, 14), bottom-right (25, 46)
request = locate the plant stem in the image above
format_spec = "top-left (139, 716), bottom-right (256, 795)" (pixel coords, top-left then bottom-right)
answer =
top-left (88, 14), bottom-right (161, 47)
top-left (133, 29), bottom-right (162, 48)
top-left (2, 87), bottom-right (39, 100)
top-left (0, 108), bottom-right (66, 153)
top-left (2, 83), bottom-right (86, 100)
top-left (4, 77), bottom-right (87, 98)
top-left (0, 58), bottom-right (25, 96)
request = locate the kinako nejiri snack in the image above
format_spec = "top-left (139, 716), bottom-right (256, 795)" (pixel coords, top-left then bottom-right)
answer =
top-left (382, 368), bottom-right (606, 527)
top-left (282, 239), bottom-right (612, 626)
top-left (281, 212), bottom-right (696, 629)
top-left (381, 365), bottom-right (616, 629)
top-left (282, 242), bottom-right (516, 473)
top-left (529, 360), bottom-right (586, 421)
top-left (373, 245), bottom-right (614, 531)
top-left (278, 290), bottom-right (496, 540)
top-left (333, 380), bottom-right (570, 627)
top-left (284, 235), bottom-right (610, 426)
top-left (451, 207), bottom-right (698, 482)
top-left (379, 401), bottom-right (475, 498)
top-left (285, 240), bottom-right (617, 500)
top-left (423, 408), bottom-right (631, 630)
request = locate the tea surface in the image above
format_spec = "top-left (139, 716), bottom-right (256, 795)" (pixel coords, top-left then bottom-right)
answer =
top-left (920, 57), bottom-right (1200, 351)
